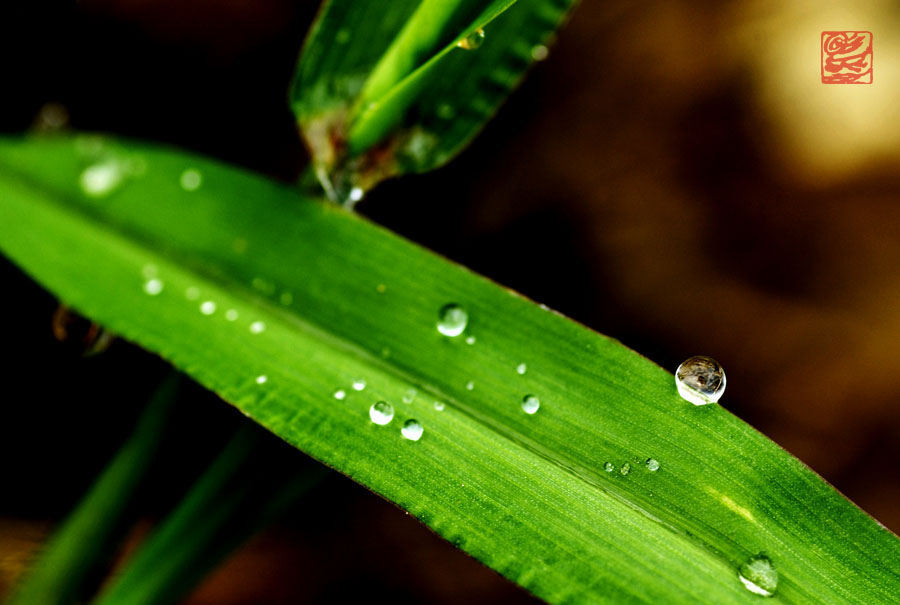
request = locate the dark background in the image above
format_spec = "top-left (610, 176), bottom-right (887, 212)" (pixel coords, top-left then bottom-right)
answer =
top-left (2, 1), bottom-right (899, 602)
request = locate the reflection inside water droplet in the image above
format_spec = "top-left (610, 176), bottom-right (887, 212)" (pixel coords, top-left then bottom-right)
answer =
top-left (738, 554), bottom-right (778, 597)
top-left (675, 355), bottom-right (726, 405)
top-left (369, 401), bottom-right (394, 425)
top-left (401, 419), bottom-right (424, 441)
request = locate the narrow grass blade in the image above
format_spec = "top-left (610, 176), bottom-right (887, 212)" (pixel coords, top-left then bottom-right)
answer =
top-left (6, 374), bottom-right (181, 605)
top-left (94, 426), bottom-right (325, 605)
top-left (0, 135), bottom-right (898, 603)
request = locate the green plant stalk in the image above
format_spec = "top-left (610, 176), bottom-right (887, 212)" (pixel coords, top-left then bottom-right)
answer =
top-left (354, 0), bottom-right (465, 117)
top-left (93, 427), bottom-right (325, 605)
top-left (6, 374), bottom-right (181, 605)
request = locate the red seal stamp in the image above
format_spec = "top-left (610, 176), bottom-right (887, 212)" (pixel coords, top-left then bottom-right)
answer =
top-left (821, 31), bottom-right (873, 84)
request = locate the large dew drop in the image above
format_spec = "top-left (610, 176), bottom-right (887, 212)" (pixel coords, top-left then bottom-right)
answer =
top-left (737, 554), bottom-right (778, 597)
top-left (675, 355), bottom-right (726, 405)
top-left (437, 304), bottom-right (468, 337)
top-left (401, 419), bottom-right (424, 441)
top-left (369, 401), bottom-right (394, 425)
top-left (80, 160), bottom-right (124, 197)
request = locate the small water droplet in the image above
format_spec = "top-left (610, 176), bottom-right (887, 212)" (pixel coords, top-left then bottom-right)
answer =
top-left (141, 264), bottom-right (158, 278)
top-left (437, 303), bottom-right (468, 337)
top-left (348, 187), bottom-right (364, 203)
top-left (249, 321), bottom-right (266, 334)
top-left (376, 284), bottom-right (387, 294)
top-left (465, 335), bottom-right (476, 345)
top-left (465, 381), bottom-right (474, 391)
top-left (738, 554), bottom-right (778, 597)
top-left (675, 356), bottom-right (726, 405)
top-left (333, 389), bottom-right (346, 400)
top-left (434, 401), bottom-right (445, 411)
top-left (620, 463), bottom-right (631, 475)
top-left (369, 401), bottom-right (394, 425)
top-left (255, 375), bottom-right (268, 384)
top-left (401, 419), bottom-right (424, 441)
top-left (143, 278), bottom-right (163, 296)
top-left (402, 388), bottom-right (417, 403)
top-left (179, 168), bottom-right (202, 192)
top-left (279, 292), bottom-right (293, 306)
top-left (437, 103), bottom-right (456, 120)
top-left (335, 28), bottom-right (351, 44)
top-left (80, 160), bottom-right (124, 197)
top-left (516, 363), bottom-right (527, 375)
top-left (352, 378), bottom-right (366, 392)
top-left (225, 309), bottom-right (239, 321)
top-left (200, 301), bottom-right (216, 315)
top-left (521, 394), bottom-right (540, 414)
top-left (604, 462), bottom-right (615, 472)
top-left (185, 286), bottom-right (200, 300)
top-left (646, 458), bottom-right (660, 472)
top-left (531, 44), bottom-right (549, 61)
top-left (457, 28), bottom-right (485, 50)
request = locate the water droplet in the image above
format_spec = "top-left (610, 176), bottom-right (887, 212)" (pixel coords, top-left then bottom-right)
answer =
top-left (738, 554), bottom-right (778, 597)
top-left (465, 381), bottom-right (475, 391)
top-left (531, 44), bottom-right (549, 61)
top-left (143, 278), bottom-right (163, 296)
top-left (255, 375), bottom-right (268, 384)
top-left (376, 284), bottom-right (387, 294)
top-left (402, 388), bottom-right (417, 403)
top-left (249, 321), bottom-right (266, 334)
top-left (251, 277), bottom-right (275, 295)
top-left (352, 378), bottom-right (366, 392)
top-left (437, 103), bottom-right (456, 120)
top-left (465, 335), bottom-right (476, 345)
top-left (279, 292), bottom-right (293, 306)
top-left (335, 28), bottom-right (351, 44)
top-left (604, 462), bottom-right (615, 472)
top-left (369, 401), bottom-right (394, 425)
top-left (185, 286), bottom-right (200, 300)
top-left (646, 458), bottom-right (660, 472)
top-left (620, 463), bottom-right (631, 476)
top-left (179, 168), bottom-right (202, 192)
top-left (521, 394), bottom-right (540, 414)
top-left (200, 301), bottom-right (216, 315)
top-left (401, 419), bottom-right (424, 441)
top-left (51, 305), bottom-right (113, 357)
top-left (437, 303), bottom-right (468, 337)
top-left (34, 102), bottom-right (69, 132)
top-left (516, 363), bottom-right (527, 375)
top-left (141, 264), bottom-right (158, 278)
top-left (225, 309), bottom-right (239, 321)
top-left (434, 401), bottom-right (445, 411)
top-left (80, 160), bottom-right (124, 197)
top-left (348, 187), bottom-right (364, 203)
top-left (457, 28), bottom-right (485, 50)
top-left (675, 356), bottom-right (726, 405)
top-left (334, 389), bottom-right (346, 400)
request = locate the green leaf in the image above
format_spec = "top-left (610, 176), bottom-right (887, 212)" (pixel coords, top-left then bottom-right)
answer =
top-left (290, 0), bottom-right (575, 203)
top-left (1, 134), bottom-right (899, 603)
top-left (6, 374), bottom-right (181, 605)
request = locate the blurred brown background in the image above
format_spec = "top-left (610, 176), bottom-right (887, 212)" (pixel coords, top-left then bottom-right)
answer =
top-left (1, 0), bottom-right (899, 602)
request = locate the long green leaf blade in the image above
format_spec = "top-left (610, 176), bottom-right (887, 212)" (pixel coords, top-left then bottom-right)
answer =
top-left (291, 0), bottom-right (575, 202)
top-left (0, 135), bottom-right (898, 603)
